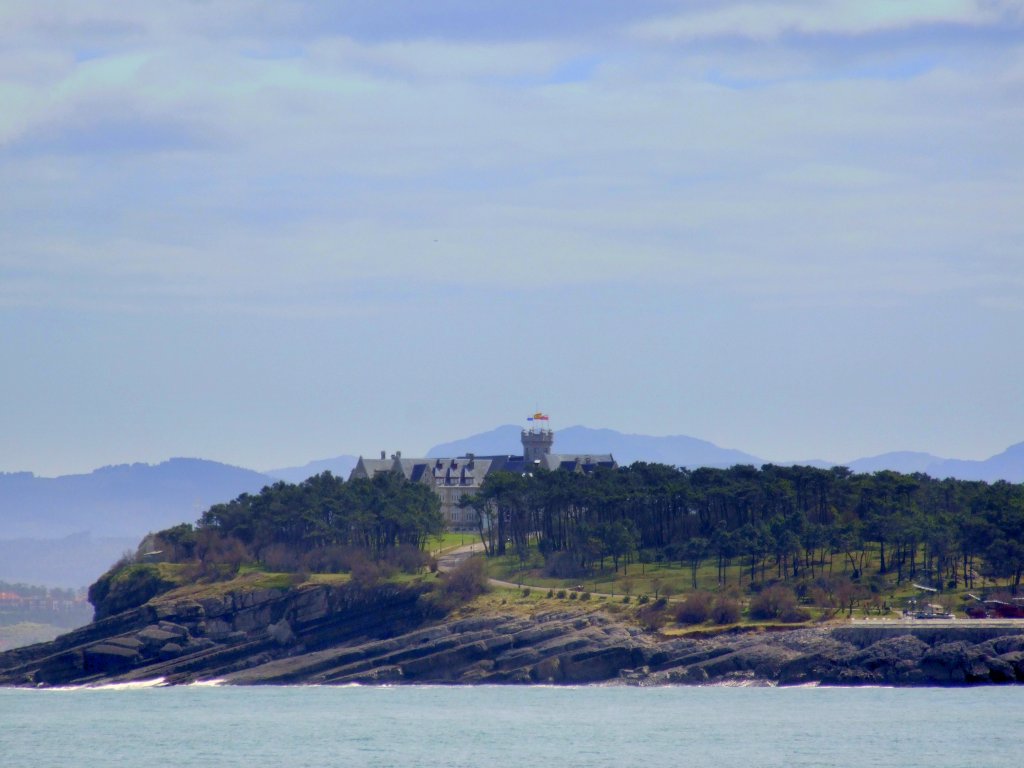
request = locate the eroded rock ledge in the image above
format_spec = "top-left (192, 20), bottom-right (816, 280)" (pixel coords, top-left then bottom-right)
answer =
top-left (2, 583), bottom-right (1023, 687)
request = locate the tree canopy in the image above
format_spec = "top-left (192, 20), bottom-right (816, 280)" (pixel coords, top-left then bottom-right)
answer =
top-left (151, 471), bottom-right (444, 570)
top-left (468, 463), bottom-right (1024, 591)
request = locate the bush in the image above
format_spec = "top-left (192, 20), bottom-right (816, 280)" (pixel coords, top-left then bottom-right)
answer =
top-left (384, 543), bottom-right (430, 574)
top-left (749, 584), bottom-right (799, 620)
top-left (442, 556), bottom-right (489, 602)
top-left (261, 543), bottom-right (303, 572)
top-left (301, 545), bottom-right (356, 573)
top-left (522, 588), bottom-right (532, 598)
top-left (637, 594), bottom-right (650, 605)
top-left (780, 606), bottom-right (812, 623)
top-left (711, 596), bottom-right (741, 624)
top-left (556, 589), bottom-right (567, 599)
top-left (546, 589), bottom-right (554, 598)
top-left (349, 556), bottom-right (382, 588)
top-left (622, 595), bottom-right (631, 603)
top-left (676, 591), bottom-right (713, 624)
top-left (580, 591), bottom-right (591, 601)
top-left (569, 591), bottom-right (578, 600)
top-left (195, 530), bottom-right (249, 576)
top-left (638, 600), bottom-right (670, 631)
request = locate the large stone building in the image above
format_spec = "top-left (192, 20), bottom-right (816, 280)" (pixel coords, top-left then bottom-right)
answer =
top-left (348, 427), bottom-right (615, 529)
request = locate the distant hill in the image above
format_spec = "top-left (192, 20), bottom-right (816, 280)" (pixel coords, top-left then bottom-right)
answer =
top-left (428, 425), bottom-right (763, 468)
top-left (0, 459), bottom-right (274, 587)
top-left (923, 442), bottom-right (1024, 483)
top-left (840, 443), bottom-right (1024, 482)
top-left (845, 451), bottom-right (945, 475)
top-left (264, 455), bottom-right (358, 484)
top-left (0, 458), bottom-right (274, 540)
top-left (427, 425), bottom-right (524, 457)
top-left (427, 426), bottom-right (1024, 482)
top-left (5, 434), bottom-right (1024, 588)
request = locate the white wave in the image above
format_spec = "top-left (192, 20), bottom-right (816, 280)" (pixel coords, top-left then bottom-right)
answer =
top-left (87, 678), bottom-right (168, 690)
top-left (42, 677), bottom-right (168, 691)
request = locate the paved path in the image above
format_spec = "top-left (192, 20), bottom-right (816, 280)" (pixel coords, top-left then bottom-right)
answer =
top-left (849, 618), bottom-right (1024, 628)
top-left (435, 542), bottom-right (485, 573)
top-left (435, 542), bottom-right (528, 590)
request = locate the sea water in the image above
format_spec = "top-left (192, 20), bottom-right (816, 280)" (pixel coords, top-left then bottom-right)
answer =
top-left (2, 684), bottom-right (1021, 768)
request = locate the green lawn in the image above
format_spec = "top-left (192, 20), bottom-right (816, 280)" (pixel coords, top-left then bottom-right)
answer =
top-left (427, 532), bottom-right (479, 555)
top-left (483, 542), bottom-right (1004, 620)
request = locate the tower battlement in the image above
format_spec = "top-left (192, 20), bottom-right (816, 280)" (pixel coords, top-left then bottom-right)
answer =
top-left (521, 427), bottom-right (554, 464)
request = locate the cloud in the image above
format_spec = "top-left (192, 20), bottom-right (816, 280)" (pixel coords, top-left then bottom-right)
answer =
top-left (1, 0), bottom-right (1022, 319)
top-left (631, 0), bottom-right (1024, 42)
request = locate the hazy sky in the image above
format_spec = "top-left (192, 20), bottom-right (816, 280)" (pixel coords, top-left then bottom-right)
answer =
top-left (3, 1), bottom-right (1023, 476)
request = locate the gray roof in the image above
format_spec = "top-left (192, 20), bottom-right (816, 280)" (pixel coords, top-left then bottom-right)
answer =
top-left (350, 451), bottom-right (616, 483)
top-left (539, 453), bottom-right (615, 471)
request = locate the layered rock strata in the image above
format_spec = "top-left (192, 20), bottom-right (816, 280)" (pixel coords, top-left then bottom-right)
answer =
top-left (2, 583), bottom-right (1024, 687)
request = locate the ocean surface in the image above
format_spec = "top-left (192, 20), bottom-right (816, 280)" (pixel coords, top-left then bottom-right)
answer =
top-left (2, 683), bottom-right (1021, 767)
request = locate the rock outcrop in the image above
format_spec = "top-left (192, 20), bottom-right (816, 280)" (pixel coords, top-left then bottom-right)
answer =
top-left (0, 581), bottom-right (433, 687)
top-left (3, 583), bottom-right (1024, 687)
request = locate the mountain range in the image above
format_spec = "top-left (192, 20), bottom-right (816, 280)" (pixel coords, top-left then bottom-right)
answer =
top-left (4, 428), bottom-right (1024, 587)
top-left (428, 425), bottom-right (763, 467)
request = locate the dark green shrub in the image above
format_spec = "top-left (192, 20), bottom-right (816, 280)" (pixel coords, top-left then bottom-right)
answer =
top-left (556, 589), bottom-right (567, 599)
top-left (637, 594), bottom-right (650, 605)
top-left (580, 591), bottom-right (591, 601)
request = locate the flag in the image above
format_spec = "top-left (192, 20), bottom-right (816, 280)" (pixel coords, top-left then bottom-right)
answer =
top-left (531, 412), bottom-right (549, 421)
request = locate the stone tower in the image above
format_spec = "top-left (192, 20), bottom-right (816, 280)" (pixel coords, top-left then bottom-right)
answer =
top-left (521, 427), bottom-right (554, 464)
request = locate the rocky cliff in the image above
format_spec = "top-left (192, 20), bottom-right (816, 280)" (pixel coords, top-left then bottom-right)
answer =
top-left (2, 582), bottom-right (1024, 687)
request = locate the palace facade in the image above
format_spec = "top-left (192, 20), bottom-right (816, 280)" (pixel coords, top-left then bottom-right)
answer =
top-left (348, 427), bottom-right (616, 529)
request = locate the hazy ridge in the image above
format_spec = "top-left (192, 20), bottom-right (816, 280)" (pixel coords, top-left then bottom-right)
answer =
top-left (3, 429), bottom-right (1024, 587)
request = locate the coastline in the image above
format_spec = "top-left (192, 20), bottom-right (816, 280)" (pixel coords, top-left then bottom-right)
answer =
top-left (3, 580), bottom-right (1024, 689)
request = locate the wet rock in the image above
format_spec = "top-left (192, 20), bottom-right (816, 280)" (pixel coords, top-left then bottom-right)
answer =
top-left (853, 635), bottom-right (929, 673)
top-left (922, 641), bottom-right (977, 683)
top-left (158, 621), bottom-right (190, 637)
top-left (8, 577), bottom-right (1024, 689)
top-left (999, 650), bottom-right (1024, 678)
top-left (137, 626), bottom-right (182, 649)
top-left (987, 655), bottom-right (1016, 683)
top-left (159, 642), bottom-right (184, 661)
top-left (84, 643), bottom-right (140, 673)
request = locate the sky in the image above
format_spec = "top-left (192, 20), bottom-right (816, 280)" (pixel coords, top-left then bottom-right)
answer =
top-left (2, 0), bottom-right (1024, 476)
